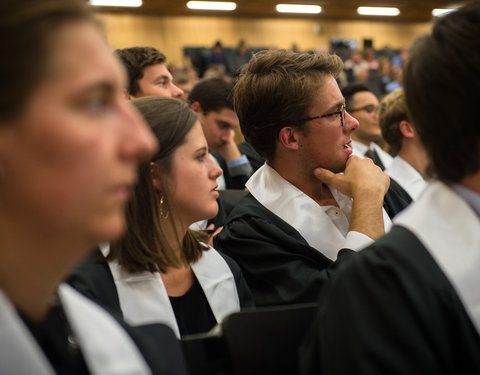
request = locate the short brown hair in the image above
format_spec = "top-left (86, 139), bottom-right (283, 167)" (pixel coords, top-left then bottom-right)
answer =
top-left (109, 97), bottom-right (208, 273)
top-left (378, 88), bottom-right (409, 154)
top-left (0, 0), bottom-right (95, 121)
top-left (115, 46), bottom-right (166, 96)
top-left (234, 49), bottom-right (343, 162)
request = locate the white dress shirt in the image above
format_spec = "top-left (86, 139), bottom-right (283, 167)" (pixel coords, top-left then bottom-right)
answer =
top-left (351, 140), bottom-right (393, 170)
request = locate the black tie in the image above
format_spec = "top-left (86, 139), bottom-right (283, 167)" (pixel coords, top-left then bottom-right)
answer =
top-left (365, 149), bottom-right (385, 171)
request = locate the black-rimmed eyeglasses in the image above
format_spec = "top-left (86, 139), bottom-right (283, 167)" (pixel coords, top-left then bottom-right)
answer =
top-left (348, 104), bottom-right (378, 114)
top-left (303, 103), bottom-right (346, 127)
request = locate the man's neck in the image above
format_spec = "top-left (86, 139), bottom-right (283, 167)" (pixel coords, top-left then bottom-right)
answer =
top-left (269, 159), bottom-right (338, 207)
top-left (397, 140), bottom-right (428, 177)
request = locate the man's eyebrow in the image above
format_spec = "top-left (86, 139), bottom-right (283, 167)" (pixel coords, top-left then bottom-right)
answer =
top-left (324, 100), bottom-right (345, 113)
top-left (216, 119), bottom-right (234, 127)
top-left (154, 75), bottom-right (170, 82)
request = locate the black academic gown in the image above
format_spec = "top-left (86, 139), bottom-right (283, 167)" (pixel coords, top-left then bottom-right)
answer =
top-left (383, 177), bottom-right (413, 219)
top-left (214, 192), bottom-right (357, 307)
top-left (299, 225), bottom-right (480, 375)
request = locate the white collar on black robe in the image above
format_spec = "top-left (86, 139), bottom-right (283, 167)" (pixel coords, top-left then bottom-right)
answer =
top-left (384, 156), bottom-right (427, 201)
top-left (394, 180), bottom-right (480, 335)
top-left (351, 140), bottom-right (393, 170)
top-left (100, 244), bottom-right (240, 338)
top-left (245, 163), bottom-right (391, 260)
top-left (0, 285), bottom-right (151, 375)
top-left (0, 290), bottom-right (54, 374)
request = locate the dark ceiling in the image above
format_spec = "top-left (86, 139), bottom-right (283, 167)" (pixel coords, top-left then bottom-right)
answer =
top-left (92, 0), bottom-right (462, 22)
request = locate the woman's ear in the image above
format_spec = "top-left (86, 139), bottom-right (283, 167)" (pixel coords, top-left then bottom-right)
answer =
top-left (278, 126), bottom-right (300, 151)
top-left (150, 161), bottom-right (161, 191)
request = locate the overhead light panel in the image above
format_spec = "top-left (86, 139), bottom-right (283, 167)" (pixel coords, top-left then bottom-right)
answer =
top-left (432, 8), bottom-right (457, 16)
top-left (357, 6), bottom-right (400, 16)
top-left (89, 0), bottom-right (142, 6)
top-left (276, 4), bottom-right (322, 14)
top-left (186, 1), bottom-right (237, 11)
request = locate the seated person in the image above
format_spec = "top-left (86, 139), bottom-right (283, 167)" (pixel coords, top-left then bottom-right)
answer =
top-left (188, 78), bottom-right (254, 189)
top-left (0, 1), bottom-right (186, 373)
top-left (115, 46), bottom-right (184, 99)
top-left (214, 49), bottom-right (391, 307)
top-left (300, 3), bottom-right (480, 373)
top-left (379, 88), bottom-right (427, 201)
top-left (69, 97), bottom-right (254, 338)
top-left (343, 83), bottom-right (393, 170)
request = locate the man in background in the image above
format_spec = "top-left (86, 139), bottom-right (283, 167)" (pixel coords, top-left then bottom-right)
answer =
top-left (188, 78), bottom-right (253, 190)
top-left (343, 83), bottom-right (393, 170)
top-left (115, 46), bottom-right (184, 99)
top-left (379, 88), bottom-right (427, 201)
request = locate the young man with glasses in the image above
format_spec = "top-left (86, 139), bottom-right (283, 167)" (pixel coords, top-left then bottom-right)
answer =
top-left (214, 49), bottom-right (391, 307)
top-left (343, 83), bottom-right (393, 170)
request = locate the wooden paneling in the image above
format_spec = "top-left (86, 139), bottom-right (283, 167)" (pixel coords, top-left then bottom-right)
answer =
top-left (96, 13), bottom-right (432, 64)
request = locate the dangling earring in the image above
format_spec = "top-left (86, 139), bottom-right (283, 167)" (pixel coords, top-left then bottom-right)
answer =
top-left (159, 194), bottom-right (169, 219)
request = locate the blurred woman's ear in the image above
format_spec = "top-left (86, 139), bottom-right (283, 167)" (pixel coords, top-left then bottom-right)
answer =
top-left (150, 161), bottom-right (161, 191)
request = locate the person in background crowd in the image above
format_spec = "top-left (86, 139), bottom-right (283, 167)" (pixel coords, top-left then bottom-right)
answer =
top-left (188, 78), bottom-right (254, 190)
top-left (379, 88), bottom-right (428, 201)
top-left (115, 46), bottom-right (184, 99)
top-left (343, 83), bottom-right (393, 170)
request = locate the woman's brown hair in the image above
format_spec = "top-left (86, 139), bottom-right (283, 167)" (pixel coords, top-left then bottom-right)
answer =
top-left (109, 96), bottom-right (209, 273)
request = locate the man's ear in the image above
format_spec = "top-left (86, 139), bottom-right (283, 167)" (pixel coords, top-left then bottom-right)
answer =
top-left (278, 126), bottom-right (300, 151)
top-left (399, 120), bottom-right (414, 139)
top-left (190, 101), bottom-right (201, 113)
top-left (150, 162), bottom-right (161, 191)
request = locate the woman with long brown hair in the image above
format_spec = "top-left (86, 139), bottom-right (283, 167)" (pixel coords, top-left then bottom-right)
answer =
top-left (70, 96), bottom-right (253, 338)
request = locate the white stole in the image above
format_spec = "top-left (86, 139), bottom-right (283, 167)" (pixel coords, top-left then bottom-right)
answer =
top-left (0, 290), bottom-right (54, 374)
top-left (246, 164), bottom-right (391, 260)
top-left (101, 244), bottom-right (240, 338)
top-left (0, 285), bottom-right (151, 375)
top-left (59, 284), bottom-right (151, 375)
top-left (394, 181), bottom-right (480, 335)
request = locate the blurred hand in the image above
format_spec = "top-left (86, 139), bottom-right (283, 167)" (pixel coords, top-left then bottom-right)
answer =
top-left (205, 224), bottom-right (223, 247)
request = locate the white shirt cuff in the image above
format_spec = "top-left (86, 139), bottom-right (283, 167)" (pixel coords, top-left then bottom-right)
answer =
top-left (342, 231), bottom-right (374, 252)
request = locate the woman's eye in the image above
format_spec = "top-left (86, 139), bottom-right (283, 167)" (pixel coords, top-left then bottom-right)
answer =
top-left (81, 96), bottom-right (110, 114)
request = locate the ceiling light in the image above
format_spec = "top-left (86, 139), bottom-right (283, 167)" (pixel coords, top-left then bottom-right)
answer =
top-left (89, 0), bottom-right (142, 6)
top-left (432, 8), bottom-right (457, 16)
top-left (276, 4), bottom-right (322, 14)
top-left (357, 6), bottom-right (400, 16)
top-left (186, 1), bottom-right (237, 11)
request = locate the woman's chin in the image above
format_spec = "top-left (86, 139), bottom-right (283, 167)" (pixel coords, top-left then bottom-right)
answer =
top-left (90, 215), bottom-right (126, 244)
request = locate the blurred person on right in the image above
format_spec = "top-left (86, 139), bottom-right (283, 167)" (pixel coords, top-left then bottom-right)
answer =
top-left (380, 88), bottom-right (427, 201)
top-left (300, 2), bottom-right (480, 373)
